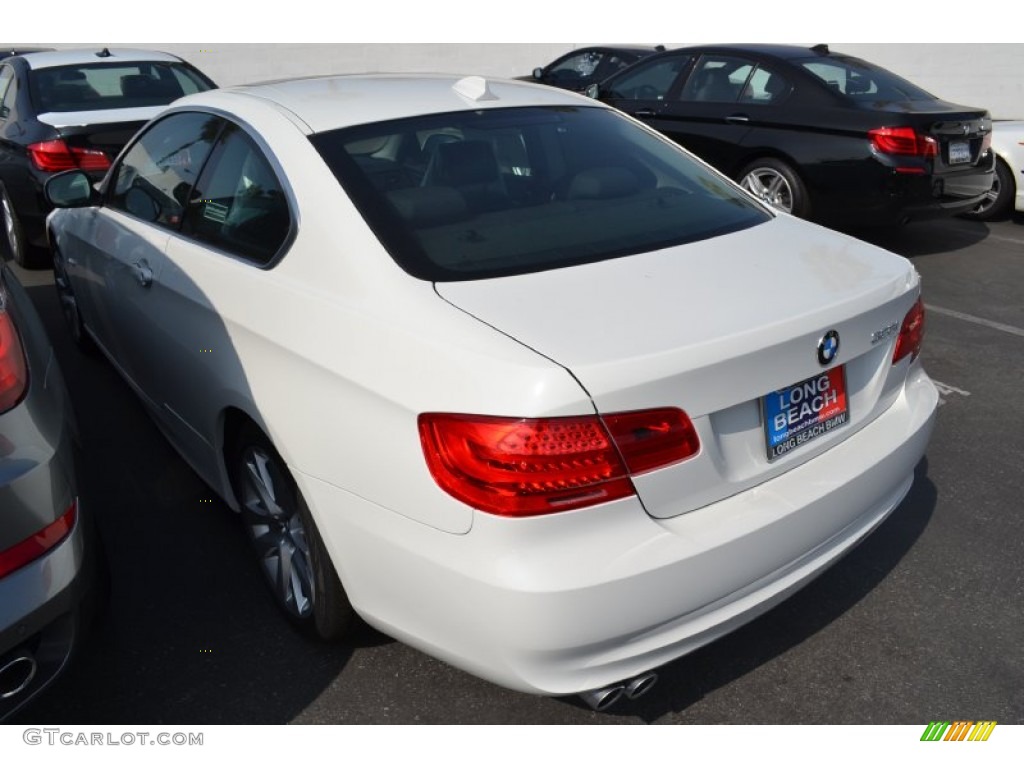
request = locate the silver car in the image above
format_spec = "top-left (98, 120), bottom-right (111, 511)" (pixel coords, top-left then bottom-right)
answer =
top-left (0, 259), bottom-right (96, 721)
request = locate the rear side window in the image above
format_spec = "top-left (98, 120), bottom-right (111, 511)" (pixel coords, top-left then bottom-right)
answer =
top-left (30, 62), bottom-right (215, 113)
top-left (181, 124), bottom-right (292, 265)
top-left (108, 112), bottom-right (222, 229)
top-left (311, 106), bottom-right (769, 282)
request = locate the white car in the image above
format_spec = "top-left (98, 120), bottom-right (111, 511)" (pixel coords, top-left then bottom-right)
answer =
top-left (965, 119), bottom-right (1024, 220)
top-left (44, 74), bottom-right (938, 710)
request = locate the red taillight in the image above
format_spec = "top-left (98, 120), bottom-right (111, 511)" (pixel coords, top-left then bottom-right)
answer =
top-left (0, 300), bottom-right (28, 414)
top-left (27, 139), bottom-right (110, 173)
top-left (418, 409), bottom-right (699, 517)
top-left (0, 500), bottom-right (77, 580)
top-left (893, 298), bottom-right (926, 364)
top-left (869, 126), bottom-right (938, 158)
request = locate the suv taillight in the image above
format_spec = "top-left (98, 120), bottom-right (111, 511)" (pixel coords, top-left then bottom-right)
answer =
top-left (893, 298), bottom-right (925, 364)
top-left (0, 291), bottom-right (28, 414)
top-left (0, 500), bottom-right (77, 580)
top-left (27, 139), bottom-right (110, 172)
top-left (419, 408), bottom-right (700, 517)
top-left (869, 127), bottom-right (938, 158)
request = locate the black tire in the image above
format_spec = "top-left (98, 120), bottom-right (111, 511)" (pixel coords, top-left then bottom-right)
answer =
top-left (737, 158), bottom-right (810, 219)
top-left (233, 424), bottom-right (354, 641)
top-left (0, 184), bottom-right (47, 269)
top-left (962, 158), bottom-right (1014, 221)
top-left (51, 243), bottom-right (98, 356)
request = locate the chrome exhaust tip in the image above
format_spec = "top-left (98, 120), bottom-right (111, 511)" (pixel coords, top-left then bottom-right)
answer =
top-left (0, 653), bottom-right (38, 700)
top-left (580, 685), bottom-right (626, 711)
top-left (624, 672), bottom-right (658, 700)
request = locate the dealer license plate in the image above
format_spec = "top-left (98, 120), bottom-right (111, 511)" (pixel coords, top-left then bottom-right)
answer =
top-left (763, 367), bottom-right (849, 461)
top-left (949, 141), bottom-right (971, 165)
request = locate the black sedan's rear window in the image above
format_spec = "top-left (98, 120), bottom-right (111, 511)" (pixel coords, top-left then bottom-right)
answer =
top-left (311, 106), bottom-right (769, 281)
top-left (797, 54), bottom-right (936, 102)
top-left (30, 62), bottom-right (215, 113)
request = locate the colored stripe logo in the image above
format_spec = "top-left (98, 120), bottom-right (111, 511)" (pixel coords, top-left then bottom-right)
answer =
top-left (921, 721), bottom-right (997, 741)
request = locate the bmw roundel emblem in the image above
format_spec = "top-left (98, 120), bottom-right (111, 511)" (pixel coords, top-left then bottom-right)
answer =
top-left (817, 330), bottom-right (840, 366)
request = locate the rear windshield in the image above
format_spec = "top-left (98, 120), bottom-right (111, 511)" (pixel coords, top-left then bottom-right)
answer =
top-left (310, 106), bottom-right (769, 281)
top-left (797, 54), bottom-right (935, 102)
top-left (30, 62), bottom-right (215, 113)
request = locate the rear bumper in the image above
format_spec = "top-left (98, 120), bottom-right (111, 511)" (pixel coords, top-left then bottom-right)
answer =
top-left (0, 504), bottom-right (88, 721)
top-left (811, 156), bottom-right (995, 227)
top-left (301, 367), bottom-right (937, 696)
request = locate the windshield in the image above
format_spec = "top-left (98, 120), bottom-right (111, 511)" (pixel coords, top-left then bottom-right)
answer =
top-left (797, 54), bottom-right (935, 102)
top-left (311, 106), bottom-right (769, 281)
top-left (30, 62), bottom-right (215, 113)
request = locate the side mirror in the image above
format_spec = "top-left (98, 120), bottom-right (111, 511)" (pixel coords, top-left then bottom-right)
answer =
top-left (585, 84), bottom-right (600, 100)
top-left (532, 67), bottom-right (544, 81)
top-left (45, 170), bottom-right (98, 208)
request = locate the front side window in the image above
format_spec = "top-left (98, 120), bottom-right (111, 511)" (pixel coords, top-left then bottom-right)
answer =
top-left (311, 106), bottom-right (769, 282)
top-left (108, 112), bottom-right (223, 228)
top-left (181, 124), bottom-right (291, 265)
top-left (550, 51), bottom-right (603, 80)
top-left (30, 61), bottom-right (215, 113)
top-left (604, 55), bottom-right (691, 101)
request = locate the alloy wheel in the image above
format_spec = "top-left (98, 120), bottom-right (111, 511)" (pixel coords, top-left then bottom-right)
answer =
top-left (973, 175), bottom-right (1002, 216)
top-left (740, 167), bottom-right (795, 213)
top-left (1, 194), bottom-right (21, 264)
top-left (239, 446), bottom-right (315, 619)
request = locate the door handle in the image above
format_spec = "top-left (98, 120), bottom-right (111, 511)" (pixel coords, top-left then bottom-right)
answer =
top-left (132, 260), bottom-right (153, 288)
top-left (634, 109), bottom-right (657, 118)
top-left (726, 114), bottom-right (751, 124)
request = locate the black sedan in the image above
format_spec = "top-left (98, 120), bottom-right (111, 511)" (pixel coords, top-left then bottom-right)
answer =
top-left (590, 43), bottom-right (994, 227)
top-left (525, 45), bottom-right (662, 92)
top-left (0, 48), bottom-right (215, 268)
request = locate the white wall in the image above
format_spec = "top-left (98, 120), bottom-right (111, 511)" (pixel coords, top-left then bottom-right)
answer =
top-left (17, 43), bottom-right (1024, 119)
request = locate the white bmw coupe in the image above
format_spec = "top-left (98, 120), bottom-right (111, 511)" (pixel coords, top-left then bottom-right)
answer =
top-left (44, 74), bottom-right (937, 710)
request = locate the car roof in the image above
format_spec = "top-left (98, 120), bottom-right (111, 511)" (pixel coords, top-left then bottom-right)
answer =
top-left (176, 73), bottom-right (600, 134)
top-left (655, 43), bottom-right (838, 61)
top-left (18, 47), bottom-right (184, 70)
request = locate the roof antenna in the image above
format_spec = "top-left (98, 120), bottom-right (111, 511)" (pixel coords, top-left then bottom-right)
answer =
top-left (96, 47), bottom-right (112, 58)
top-left (811, 43), bottom-right (829, 54)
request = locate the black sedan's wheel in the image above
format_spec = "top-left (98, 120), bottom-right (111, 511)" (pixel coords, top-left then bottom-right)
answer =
top-left (738, 158), bottom-right (810, 219)
top-left (1, 186), bottom-right (31, 267)
top-left (962, 159), bottom-right (1014, 221)
top-left (234, 426), bottom-right (353, 640)
top-left (52, 245), bottom-right (98, 355)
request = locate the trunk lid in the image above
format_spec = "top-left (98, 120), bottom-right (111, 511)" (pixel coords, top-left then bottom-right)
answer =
top-left (436, 215), bottom-right (921, 519)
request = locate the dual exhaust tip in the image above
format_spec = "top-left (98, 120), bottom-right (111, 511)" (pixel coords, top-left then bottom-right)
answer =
top-left (580, 671), bottom-right (659, 711)
top-left (0, 652), bottom-right (38, 700)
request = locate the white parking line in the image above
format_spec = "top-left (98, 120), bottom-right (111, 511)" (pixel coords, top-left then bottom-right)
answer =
top-left (932, 379), bottom-right (971, 406)
top-left (925, 304), bottom-right (1024, 339)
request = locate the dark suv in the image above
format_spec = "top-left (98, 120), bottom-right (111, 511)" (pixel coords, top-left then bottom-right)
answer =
top-left (0, 48), bottom-right (216, 267)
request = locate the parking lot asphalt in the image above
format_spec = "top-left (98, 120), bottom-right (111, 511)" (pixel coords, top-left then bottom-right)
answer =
top-left (6, 214), bottom-right (1024, 725)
